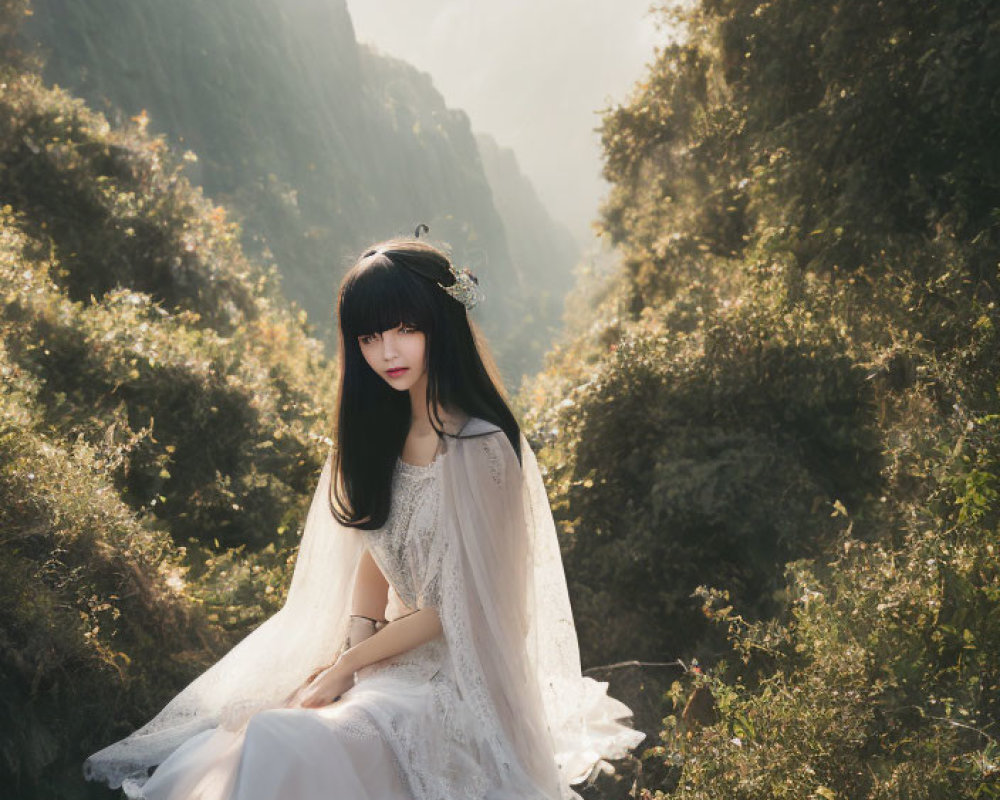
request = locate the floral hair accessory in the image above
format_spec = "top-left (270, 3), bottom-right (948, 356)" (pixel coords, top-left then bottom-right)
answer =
top-left (439, 264), bottom-right (484, 311)
top-left (413, 223), bottom-right (483, 310)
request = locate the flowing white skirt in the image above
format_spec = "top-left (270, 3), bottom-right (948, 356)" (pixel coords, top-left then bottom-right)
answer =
top-left (133, 635), bottom-right (492, 800)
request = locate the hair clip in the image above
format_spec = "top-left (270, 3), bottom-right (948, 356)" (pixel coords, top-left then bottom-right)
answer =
top-left (439, 263), bottom-right (483, 310)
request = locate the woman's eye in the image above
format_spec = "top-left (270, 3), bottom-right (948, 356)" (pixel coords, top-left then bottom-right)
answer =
top-left (360, 325), bottom-right (415, 344)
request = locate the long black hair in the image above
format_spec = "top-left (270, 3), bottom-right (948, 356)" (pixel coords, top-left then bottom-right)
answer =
top-left (330, 237), bottom-right (521, 529)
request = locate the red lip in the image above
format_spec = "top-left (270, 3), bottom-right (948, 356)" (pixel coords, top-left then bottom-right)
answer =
top-left (386, 368), bottom-right (408, 377)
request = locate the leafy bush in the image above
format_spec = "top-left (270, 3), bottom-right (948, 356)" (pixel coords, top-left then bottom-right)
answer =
top-left (0, 56), bottom-right (339, 797)
top-left (527, 267), bottom-right (883, 670)
top-left (522, 1), bottom-right (1000, 797)
top-left (645, 405), bottom-right (1000, 799)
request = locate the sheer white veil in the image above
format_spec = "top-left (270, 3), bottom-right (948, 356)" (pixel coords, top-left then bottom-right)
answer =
top-left (83, 415), bottom-right (645, 799)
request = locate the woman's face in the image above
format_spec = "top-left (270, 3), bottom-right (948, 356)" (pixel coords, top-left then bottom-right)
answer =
top-left (357, 322), bottom-right (427, 392)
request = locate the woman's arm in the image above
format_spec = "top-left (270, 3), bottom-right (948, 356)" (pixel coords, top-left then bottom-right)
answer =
top-left (351, 547), bottom-right (389, 625)
top-left (345, 547), bottom-right (444, 670)
top-left (341, 606), bottom-right (443, 672)
top-left (294, 548), bottom-right (444, 708)
top-left (338, 547), bottom-right (390, 654)
top-left (294, 605), bottom-right (443, 708)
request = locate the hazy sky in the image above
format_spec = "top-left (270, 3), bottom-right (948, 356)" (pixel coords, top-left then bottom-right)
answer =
top-left (345, 1), bottom-right (667, 245)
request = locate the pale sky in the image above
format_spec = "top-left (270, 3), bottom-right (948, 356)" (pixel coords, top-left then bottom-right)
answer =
top-left (345, 1), bottom-right (668, 245)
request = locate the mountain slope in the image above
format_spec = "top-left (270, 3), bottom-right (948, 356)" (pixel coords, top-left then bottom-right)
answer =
top-left (20, 0), bottom-right (575, 382)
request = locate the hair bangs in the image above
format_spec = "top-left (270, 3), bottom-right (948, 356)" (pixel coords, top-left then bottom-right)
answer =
top-left (339, 254), bottom-right (433, 341)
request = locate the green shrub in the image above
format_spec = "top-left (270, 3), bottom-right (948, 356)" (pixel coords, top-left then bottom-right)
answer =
top-left (0, 60), bottom-right (338, 797)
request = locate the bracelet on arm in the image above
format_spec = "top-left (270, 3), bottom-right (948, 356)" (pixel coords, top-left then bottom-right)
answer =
top-left (349, 613), bottom-right (386, 625)
top-left (346, 613), bottom-right (388, 653)
top-left (345, 614), bottom-right (387, 684)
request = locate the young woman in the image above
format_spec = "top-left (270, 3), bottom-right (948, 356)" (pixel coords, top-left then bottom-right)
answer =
top-left (83, 237), bottom-right (645, 800)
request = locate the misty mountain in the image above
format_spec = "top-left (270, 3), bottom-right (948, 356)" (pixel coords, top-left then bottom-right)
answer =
top-left (476, 132), bottom-right (579, 325)
top-left (20, 0), bottom-right (576, 383)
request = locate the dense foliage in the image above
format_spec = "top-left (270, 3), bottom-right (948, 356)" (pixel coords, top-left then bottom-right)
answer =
top-left (0, 12), bottom-right (341, 793)
top-left (523, 0), bottom-right (1000, 797)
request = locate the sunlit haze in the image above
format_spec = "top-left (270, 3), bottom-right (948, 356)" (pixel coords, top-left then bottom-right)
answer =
top-left (345, 1), bottom-right (667, 245)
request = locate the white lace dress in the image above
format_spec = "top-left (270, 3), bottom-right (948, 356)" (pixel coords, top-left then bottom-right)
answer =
top-left (136, 454), bottom-right (492, 800)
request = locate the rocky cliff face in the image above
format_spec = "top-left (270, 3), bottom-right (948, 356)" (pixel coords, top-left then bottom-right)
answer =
top-left (476, 135), bottom-right (579, 292)
top-left (21, 0), bottom-right (574, 381)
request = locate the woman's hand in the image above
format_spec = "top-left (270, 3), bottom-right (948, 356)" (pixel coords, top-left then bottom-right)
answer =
top-left (281, 663), bottom-right (321, 707)
top-left (292, 657), bottom-right (355, 709)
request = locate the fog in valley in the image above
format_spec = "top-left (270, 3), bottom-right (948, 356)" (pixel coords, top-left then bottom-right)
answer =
top-left (347, 1), bottom-right (666, 244)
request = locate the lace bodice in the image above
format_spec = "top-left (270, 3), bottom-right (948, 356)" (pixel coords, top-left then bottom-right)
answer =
top-left (362, 455), bottom-right (446, 616)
